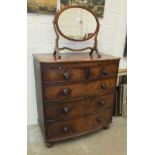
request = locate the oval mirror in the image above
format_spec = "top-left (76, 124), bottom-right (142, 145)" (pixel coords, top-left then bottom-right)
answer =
top-left (55, 6), bottom-right (99, 41)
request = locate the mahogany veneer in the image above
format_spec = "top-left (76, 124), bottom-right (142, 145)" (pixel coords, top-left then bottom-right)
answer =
top-left (33, 53), bottom-right (120, 147)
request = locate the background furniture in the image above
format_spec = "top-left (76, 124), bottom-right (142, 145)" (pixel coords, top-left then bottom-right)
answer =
top-left (114, 58), bottom-right (127, 117)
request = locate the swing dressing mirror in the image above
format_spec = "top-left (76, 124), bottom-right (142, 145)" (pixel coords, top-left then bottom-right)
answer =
top-left (53, 5), bottom-right (101, 59)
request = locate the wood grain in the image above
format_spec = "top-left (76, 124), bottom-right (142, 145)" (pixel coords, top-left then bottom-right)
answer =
top-left (33, 53), bottom-right (120, 145)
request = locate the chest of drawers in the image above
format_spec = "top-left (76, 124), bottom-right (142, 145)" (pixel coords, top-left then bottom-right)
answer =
top-left (33, 53), bottom-right (120, 147)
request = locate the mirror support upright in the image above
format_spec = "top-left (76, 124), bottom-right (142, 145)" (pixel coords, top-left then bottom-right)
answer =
top-left (53, 19), bottom-right (61, 59)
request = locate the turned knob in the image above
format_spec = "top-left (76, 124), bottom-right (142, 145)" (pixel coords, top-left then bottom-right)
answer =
top-left (102, 69), bottom-right (108, 76)
top-left (96, 117), bottom-right (103, 123)
top-left (63, 107), bottom-right (70, 114)
top-left (64, 72), bottom-right (70, 80)
top-left (62, 89), bottom-right (70, 96)
top-left (98, 100), bottom-right (105, 106)
top-left (101, 84), bottom-right (107, 90)
top-left (63, 126), bottom-right (69, 133)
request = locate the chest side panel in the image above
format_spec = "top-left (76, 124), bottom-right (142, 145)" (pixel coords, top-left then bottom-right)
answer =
top-left (33, 57), bottom-right (46, 138)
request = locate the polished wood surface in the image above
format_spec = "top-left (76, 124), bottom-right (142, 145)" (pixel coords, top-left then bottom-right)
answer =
top-left (46, 109), bottom-right (113, 140)
top-left (42, 61), bottom-right (118, 83)
top-left (43, 78), bottom-right (117, 101)
top-left (33, 53), bottom-right (120, 147)
top-left (33, 53), bottom-right (120, 63)
top-left (44, 93), bottom-right (115, 120)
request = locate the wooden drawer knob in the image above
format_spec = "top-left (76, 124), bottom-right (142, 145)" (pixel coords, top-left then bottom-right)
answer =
top-left (98, 100), bottom-right (105, 106)
top-left (64, 72), bottom-right (70, 80)
top-left (96, 117), bottom-right (103, 123)
top-left (63, 107), bottom-right (70, 114)
top-left (102, 69), bottom-right (108, 76)
top-left (63, 126), bottom-right (69, 133)
top-left (62, 89), bottom-right (70, 96)
top-left (101, 84), bottom-right (107, 90)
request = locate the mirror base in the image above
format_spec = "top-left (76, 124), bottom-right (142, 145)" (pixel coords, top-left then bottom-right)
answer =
top-left (89, 49), bottom-right (101, 58)
top-left (53, 48), bottom-right (61, 60)
top-left (53, 47), bottom-right (101, 60)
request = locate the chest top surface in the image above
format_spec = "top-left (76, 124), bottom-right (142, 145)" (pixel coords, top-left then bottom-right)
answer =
top-left (33, 53), bottom-right (120, 64)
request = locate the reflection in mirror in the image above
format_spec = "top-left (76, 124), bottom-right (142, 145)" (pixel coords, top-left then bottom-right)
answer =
top-left (58, 8), bottom-right (97, 40)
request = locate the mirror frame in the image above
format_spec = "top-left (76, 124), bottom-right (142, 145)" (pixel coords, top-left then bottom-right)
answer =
top-left (55, 5), bottom-right (99, 42)
top-left (53, 5), bottom-right (101, 59)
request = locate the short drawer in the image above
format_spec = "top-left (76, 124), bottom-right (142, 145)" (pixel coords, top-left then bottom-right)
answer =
top-left (46, 109), bottom-right (112, 140)
top-left (44, 93), bottom-right (115, 120)
top-left (43, 77), bottom-right (117, 101)
top-left (41, 61), bottom-right (118, 83)
top-left (89, 63), bottom-right (118, 80)
top-left (42, 64), bottom-right (86, 83)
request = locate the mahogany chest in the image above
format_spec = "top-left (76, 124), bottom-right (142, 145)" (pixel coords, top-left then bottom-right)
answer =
top-left (33, 53), bottom-right (120, 147)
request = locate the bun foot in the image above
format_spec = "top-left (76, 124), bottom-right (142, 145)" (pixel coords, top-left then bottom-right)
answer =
top-left (103, 125), bottom-right (110, 129)
top-left (46, 142), bottom-right (54, 148)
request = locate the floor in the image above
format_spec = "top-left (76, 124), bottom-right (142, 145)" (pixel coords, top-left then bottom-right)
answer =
top-left (28, 117), bottom-right (127, 155)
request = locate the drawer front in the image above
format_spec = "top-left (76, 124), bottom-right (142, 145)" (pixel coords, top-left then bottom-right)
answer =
top-left (42, 65), bottom-right (86, 83)
top-left (43, 78), bottom-right (117, 101)
top-left (46, 109), bottom-right (112, 139)
top-left (89, 63), bottom-right (118, 80)
top-left (45, 93), bottom-right (115, 120)
top-left (41, 61), bottom-right (118, 83)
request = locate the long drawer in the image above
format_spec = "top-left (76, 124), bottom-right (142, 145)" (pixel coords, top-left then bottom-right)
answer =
top-left (41, 61), bottom-right (118, 83)
top-left (46, 109), bottom-right (113, 140)
top-left (44, 93), bottom-right (115, 120)
top-left (43, 77), bottom-right (117, 101)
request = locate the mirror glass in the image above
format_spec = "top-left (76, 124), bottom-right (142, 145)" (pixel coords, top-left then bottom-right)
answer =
top-left (57, 8), bottom-right (97, 41)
